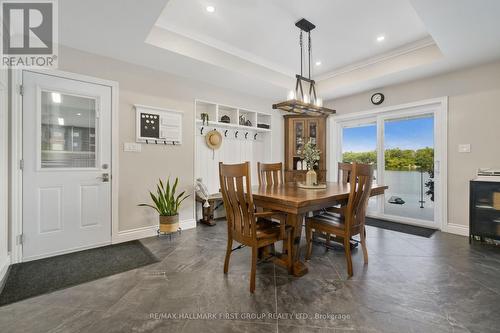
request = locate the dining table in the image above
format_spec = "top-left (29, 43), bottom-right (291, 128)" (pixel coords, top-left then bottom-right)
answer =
top-left (252, 181), bottom-right (388, 277)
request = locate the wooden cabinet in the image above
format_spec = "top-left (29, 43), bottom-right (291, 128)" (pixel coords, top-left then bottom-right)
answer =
top-left (284, 115), bottom-right (327, 183)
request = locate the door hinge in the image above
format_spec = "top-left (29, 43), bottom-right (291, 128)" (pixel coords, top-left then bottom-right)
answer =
top-left (19, 159), bottom-right (24, 170)
top-left (17, 234), bottom-right (25, 245)
top-left (19, 84), bottom-right (24, 96)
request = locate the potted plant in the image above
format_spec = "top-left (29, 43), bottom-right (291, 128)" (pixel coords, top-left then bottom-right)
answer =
top-left (301, 140), bottom-right (321, 185)
top-left (138, 177), bottom-right (190, 233)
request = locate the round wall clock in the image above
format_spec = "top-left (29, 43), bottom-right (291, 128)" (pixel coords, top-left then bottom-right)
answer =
top-left (371, 93), bottom-right (385, 105)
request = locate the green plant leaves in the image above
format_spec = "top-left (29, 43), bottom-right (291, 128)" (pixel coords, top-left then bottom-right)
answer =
top-left (138, 177), bottom-right (191, 216)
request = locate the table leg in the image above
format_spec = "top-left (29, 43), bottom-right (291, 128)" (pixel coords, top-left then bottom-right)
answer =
top-left (288, 213), bottom-right (308, 277)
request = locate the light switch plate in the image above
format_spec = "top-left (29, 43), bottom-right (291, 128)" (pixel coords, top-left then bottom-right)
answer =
top-left (458, 144), bottom-right (471, 153)
top-left (124, 142), bottom-right (142, 152)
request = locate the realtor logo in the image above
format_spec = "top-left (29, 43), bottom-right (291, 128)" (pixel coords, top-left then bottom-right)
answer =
top-left (1, 0), bottom-right (58, 67)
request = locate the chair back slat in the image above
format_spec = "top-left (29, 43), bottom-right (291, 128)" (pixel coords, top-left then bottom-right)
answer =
top-left (345, 163), bottom-right (373, 231)
top-left (338, 162), bottom-right (352, 183)
top-left (219, 162), bottom-right (256, 239)
top-left (257, 162), bottom-right (284, 186)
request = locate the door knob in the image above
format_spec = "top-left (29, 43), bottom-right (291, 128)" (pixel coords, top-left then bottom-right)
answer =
top-left (97, 173), bottom-right (110, 182)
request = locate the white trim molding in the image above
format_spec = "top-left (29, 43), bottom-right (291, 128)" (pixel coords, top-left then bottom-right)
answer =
top-left (0, 254), bottom-right (10, 284)
top-left (112, 219), bottom-right (197, 244)
top-left (10, 69), bottom-right (119, 263)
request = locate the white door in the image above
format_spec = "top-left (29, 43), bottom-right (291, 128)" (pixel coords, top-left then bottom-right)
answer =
top-left (22, 71), bottom-right (112, 261)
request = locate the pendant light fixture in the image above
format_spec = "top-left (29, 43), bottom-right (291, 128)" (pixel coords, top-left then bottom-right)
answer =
top-left (273, 18), bottom-right (335, 116)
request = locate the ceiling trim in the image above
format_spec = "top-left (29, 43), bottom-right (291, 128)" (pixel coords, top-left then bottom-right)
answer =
top-left (316, 36), bottom-right (437, 82)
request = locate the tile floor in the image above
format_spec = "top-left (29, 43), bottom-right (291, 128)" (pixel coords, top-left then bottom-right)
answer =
top-left (1, 222), bottom-right (499, 333)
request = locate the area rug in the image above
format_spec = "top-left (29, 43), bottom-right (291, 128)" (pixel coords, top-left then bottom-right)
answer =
top-left (366, 217), bottom-right (436, 238)
top-left (0, 240), bottom-right (159, 306)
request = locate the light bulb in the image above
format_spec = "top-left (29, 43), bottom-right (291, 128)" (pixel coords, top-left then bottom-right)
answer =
top-left (51, 92), bottom-right (61, 104)
top-left (315, 98), bottom-right (323, 107)
top-left (303, 94), bottom-right (310, 104)
top-left (287, 90), bottom-right (296, 100)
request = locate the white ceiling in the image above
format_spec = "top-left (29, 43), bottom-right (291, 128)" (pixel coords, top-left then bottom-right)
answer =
top-left (59, 0), bottom-right (500, 101)
top-left (156, 0), bottom-right (429, 77)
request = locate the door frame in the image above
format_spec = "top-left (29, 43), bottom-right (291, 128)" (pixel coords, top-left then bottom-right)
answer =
top-left (328, 97), bottom-right (448, 232)
top-left (10, 69), bottom-right (120, 263)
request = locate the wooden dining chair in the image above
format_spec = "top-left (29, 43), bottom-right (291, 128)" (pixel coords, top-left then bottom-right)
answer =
top-left (219, 162), bottom-right (293, 292)
top-left (257, 162), bottom-right (284, 186)
top-left (338, 162), bottom-right (353, 184)
top-left (305, 163), bottom-right (373, 277)
top-left (328, 162), bottom-right (353, 214)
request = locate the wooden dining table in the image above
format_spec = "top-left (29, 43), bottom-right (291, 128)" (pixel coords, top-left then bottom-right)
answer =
top-left (252, 182), bottom-right (388, 277)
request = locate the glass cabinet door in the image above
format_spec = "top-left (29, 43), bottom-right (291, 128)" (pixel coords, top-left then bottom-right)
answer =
top-left (307, 120), bottom-right (318, 145)
top-left (293, 120), bottom-right (305, 155)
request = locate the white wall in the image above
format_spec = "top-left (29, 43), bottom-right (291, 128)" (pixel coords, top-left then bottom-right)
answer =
top-left (325, 60), bottom-right (500, 233)
top-left (55, 46), bottom-right (283, 234)
top-left (0, 68), bottom-right (9, 281)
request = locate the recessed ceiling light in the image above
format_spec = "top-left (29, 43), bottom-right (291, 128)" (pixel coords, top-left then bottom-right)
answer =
top-left (58, 117), bottom-right (64, 126)
top-left (377, 35), bottom-right (385, 42)
top-left (315, 61), bottom-right (322, 66)
top-left (76, 113), bottom-right (81, 116)
top-left (206, 5), bottom-right (215, 13)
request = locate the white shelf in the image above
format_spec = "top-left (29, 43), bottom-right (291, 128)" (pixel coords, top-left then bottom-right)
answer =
top-left (195, 119), bottom-right (271, 133)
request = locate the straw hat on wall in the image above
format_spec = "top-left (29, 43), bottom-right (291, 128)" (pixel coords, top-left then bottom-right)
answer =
top-left (205, 129), bottom-right (222, 150)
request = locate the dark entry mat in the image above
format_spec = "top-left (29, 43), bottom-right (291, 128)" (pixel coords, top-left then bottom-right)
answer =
top-left (366, 217), bottom-right (436, 238)
top-left (0, 240), bottom-right (158, 306)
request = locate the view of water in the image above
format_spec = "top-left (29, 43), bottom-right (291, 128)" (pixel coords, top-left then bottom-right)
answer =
top-left (383, 170), bottom-right (434, 221)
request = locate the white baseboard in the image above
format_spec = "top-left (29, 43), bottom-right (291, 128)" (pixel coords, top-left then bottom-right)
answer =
top-left (180, 219), bottom-right (196, 230)
top-left (0, 254), bottom-right (11, 285)
top-left (112, 225), bottom-right (158, 244)
top-left (112, 219), bottom-right (197, 244)
top-left (443, 223), bottom-right (469, 237)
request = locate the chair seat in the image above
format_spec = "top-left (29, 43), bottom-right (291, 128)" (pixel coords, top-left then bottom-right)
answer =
top-left (256, 219), bottom-right (291, 239)
top-left (306, 211), bottom-right (346, 232)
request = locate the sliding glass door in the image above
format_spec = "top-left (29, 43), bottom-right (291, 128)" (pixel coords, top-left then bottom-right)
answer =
top-left (382, 115), bottom-right (434, 222)
top-left (333, 102), bottom-right (445, 229)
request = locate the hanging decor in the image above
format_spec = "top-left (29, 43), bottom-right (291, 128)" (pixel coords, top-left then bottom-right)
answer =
top-left (273, 18), bottom-right (335, 116)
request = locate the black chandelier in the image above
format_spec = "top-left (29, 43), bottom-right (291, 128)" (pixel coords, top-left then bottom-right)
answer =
top-left (273, 18), bottom-right (335, 116)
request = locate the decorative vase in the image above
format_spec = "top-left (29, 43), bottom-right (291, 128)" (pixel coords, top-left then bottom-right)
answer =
top-left (306, 169), bottom-right (317, 186)
top-left (159, 214), bottom-right (179, 233)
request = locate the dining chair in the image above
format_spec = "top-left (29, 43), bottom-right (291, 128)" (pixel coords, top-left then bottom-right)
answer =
top-left (257, 162), bottom-right (284, 186)
top-left (219, 161), bottom-right (293, 292)
top-left (305, 162), bottom-right (373, 277)
top-left (338, 162), bottom-right (353, 184)
top-left (328, 162), bottom-right (353, 214)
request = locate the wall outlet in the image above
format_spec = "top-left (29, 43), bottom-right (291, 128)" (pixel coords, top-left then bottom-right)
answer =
top-left (124, 142), bottom-right (142, 152)
top-left (458, 144), bottom-right (471, 153)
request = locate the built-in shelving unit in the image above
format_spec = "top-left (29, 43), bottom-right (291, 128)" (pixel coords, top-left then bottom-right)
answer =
top-left (195, 100), bottom-right (272, 133)
top-left (194, 99), bottom-right (274, 195)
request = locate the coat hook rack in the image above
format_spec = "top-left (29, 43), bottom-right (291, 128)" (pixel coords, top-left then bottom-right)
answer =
top-left (245, 132), bottom-right (248, 139)
top-left (224, 130), bottom-right (228, 137)
top-left (235, 131), bottom-right (239, 138)
top-left (200, 127), bottom-right (204, 135)
top-left (254, 133), bottom-right (258, 140)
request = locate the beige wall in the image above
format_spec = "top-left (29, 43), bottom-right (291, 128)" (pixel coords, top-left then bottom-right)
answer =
top-left (325, 60), bottom-right (500, 231)
top-left (57, 46), bottom-right (280, 232)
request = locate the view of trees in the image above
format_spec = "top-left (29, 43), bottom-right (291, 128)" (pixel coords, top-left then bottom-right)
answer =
top-left (342, 147), bottom-right (434, 172)
top-left (343, 147), bottom-right (435, 201)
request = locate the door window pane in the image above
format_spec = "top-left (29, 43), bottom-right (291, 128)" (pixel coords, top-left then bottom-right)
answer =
top-left (383, 115), bottom-right (434, 221)
top-left (41, 91), bottom-right (97, 168)
top-left (342, 123), bottom-right (378, 213)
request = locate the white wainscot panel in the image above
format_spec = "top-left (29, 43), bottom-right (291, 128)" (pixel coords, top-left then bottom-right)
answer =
top-left (80, 185), bottom-right (100, 227)
top-left (38, 187), bottom-right (63, 233)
